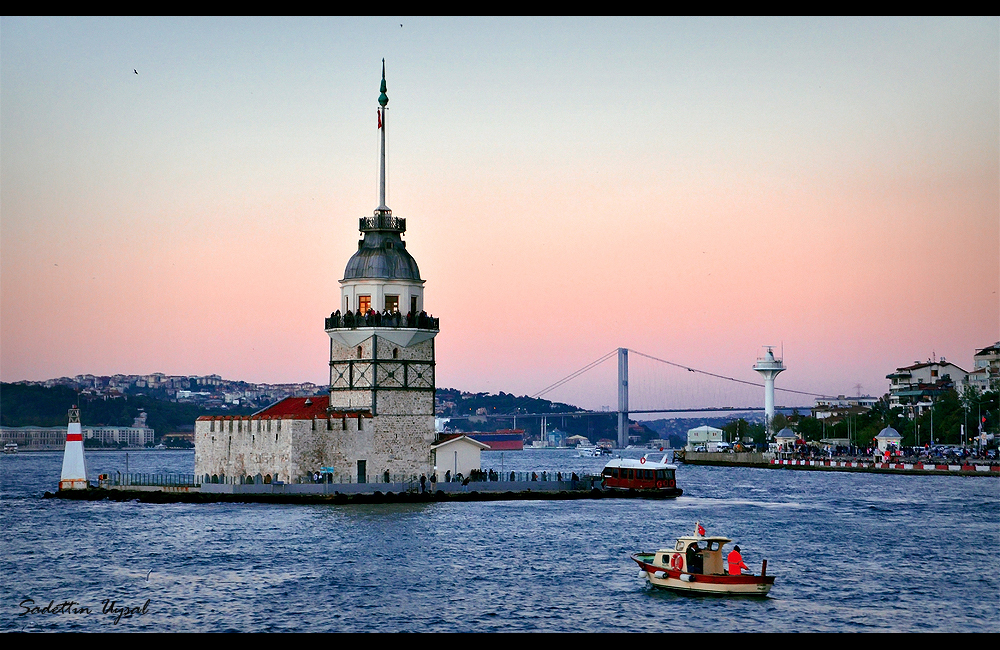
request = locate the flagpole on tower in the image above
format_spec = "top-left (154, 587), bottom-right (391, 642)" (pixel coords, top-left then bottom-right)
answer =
top-left (378, 58), bottom-right (389, 212)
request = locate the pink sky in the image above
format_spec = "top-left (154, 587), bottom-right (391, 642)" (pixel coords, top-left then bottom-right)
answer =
top-left (2, 17), bottom-right (997, 411)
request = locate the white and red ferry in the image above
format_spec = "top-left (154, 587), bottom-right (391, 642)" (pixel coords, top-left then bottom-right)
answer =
top-left (631, 522), bottom-right (775, 596)
top-left (600, 453), bottom-right (681, 496)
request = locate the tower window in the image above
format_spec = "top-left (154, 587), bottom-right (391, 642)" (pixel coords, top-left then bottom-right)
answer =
top-left (357, 346), bottom-right (363, 359)
top-left (393, 348), bottom-right (399, 359)
top-left (385, 295), bottom-right (399, 313)
top-left (411, 296), bottom-right (418, 314)
top-left (358, 295), bottom-right (371, 313)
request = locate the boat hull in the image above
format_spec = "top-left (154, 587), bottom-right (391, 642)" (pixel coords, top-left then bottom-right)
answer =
top-left (632, 554), bottom-right (774, 596)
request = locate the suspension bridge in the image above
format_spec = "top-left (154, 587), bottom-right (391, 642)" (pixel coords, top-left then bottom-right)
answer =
top-left (448, 347), bottom-right (837, 447)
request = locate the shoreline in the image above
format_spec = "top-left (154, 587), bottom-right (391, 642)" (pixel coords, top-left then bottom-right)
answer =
top-left (680, 452), bottom-right (999, 477)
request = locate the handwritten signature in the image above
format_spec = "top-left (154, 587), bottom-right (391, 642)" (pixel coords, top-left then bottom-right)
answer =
top-left (19, 598), bottom-right (150, 625)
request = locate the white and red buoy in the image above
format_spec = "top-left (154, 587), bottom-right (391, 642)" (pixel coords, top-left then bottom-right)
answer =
top-left (59, 406), bottom-right (89, 490)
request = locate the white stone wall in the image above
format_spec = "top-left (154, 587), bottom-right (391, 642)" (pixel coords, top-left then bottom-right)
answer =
top-left (195, 416), bottom-right (295, 482)
top-left (195, 409), bottom-right (435, 484)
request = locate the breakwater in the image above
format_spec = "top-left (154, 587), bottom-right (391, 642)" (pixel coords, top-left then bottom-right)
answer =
top-left (680, 451), bottom-right (999, 476)
top-left (44, 473), bottom-right (687, 504)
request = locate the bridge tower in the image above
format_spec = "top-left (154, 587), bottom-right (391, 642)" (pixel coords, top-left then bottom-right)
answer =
top-left (617, 348), bottom-right (629, 448)
top-left (753, 346), bottom-right (785, 436)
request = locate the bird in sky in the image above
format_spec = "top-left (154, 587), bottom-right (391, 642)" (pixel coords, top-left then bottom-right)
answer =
top-left (134, 69), bottom-right (138, 74)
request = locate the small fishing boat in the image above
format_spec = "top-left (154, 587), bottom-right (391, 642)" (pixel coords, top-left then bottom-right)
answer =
top-left (631, 522), bottom-right (775, 596)
top-left (601, 453), bottom-right (681, 496)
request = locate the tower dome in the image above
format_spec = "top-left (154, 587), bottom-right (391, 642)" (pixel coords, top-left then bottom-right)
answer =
top-left (343, 224), bottom-right (421, 281)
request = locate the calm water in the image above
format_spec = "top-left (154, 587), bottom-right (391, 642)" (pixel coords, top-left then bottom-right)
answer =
top-left (1, 449), bottom-right (998, 632)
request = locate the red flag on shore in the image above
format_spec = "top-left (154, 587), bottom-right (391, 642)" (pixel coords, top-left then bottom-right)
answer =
top-left (378, 109), bottom-right (382, 129)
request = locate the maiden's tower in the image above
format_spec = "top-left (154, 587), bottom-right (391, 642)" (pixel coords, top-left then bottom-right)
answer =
top-left (194, 62), bottom-right (439, 485)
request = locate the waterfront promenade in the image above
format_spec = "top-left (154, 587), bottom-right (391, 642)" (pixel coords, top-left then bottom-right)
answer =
top-left (680, 450), bottom-right (999, 476)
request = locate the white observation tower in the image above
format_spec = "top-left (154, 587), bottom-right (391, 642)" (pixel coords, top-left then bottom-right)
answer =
top-left (753, 346), bottom-right (785, 436)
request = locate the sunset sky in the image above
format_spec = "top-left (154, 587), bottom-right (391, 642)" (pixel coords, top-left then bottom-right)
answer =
top-left (2, 17), bottom-right (997, 413)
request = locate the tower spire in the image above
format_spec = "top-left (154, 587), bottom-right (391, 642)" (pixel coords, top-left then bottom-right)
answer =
top-left (378, 59), bottom-right (389, 212)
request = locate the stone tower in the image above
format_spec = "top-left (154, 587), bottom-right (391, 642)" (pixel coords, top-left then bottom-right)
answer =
top-left (324, 60), bottom-right (439, 481)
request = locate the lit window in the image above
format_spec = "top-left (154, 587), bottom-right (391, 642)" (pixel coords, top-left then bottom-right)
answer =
top-left (358, 295), bottom-right (371, 312)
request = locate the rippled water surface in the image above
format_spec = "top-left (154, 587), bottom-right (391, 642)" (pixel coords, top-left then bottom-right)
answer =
top-left (2, 449), bottom-right (998, 632)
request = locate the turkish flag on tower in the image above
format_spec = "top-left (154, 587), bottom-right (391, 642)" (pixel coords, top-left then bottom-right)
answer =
top-left (378, 109), bottom-right (382, 129)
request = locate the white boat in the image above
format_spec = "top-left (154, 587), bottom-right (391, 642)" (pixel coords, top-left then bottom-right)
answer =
top-left (632, 522), bottom-right (775, 596)
top-left (3, 442), bottom-right (17, 454)
top-left (576, 444), bottom-right (601, 457)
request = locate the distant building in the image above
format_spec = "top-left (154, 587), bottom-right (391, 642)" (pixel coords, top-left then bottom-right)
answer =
top-left (875, 426), bottom-right (902, 452)
top-left (964, 342), bottom-right (1000, 394)
top-left (812, 395), bottom-right (877, 420)
top-left (773, 427), bottom-right (798, 451)
top-left (464, 430), bottom-right (524, 451)
top-left (686, 425), bottom-right (723, 451)
top-left (1, 411), bottom-right (154, 450)
top-left (886, 358), bottom-right (968, 406)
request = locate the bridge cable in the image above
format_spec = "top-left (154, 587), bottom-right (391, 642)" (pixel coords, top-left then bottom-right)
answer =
top-left (530, 349), bottom-right (619, 400)
top-left (628, 349), bottom-right (836, 399)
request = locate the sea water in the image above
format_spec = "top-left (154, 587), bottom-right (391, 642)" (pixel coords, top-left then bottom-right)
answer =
top-left (1, 449), bottom-right (997, 632)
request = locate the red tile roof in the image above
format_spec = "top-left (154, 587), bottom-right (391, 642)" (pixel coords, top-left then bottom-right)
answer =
top-left (196, 396), bottom-right (371, 421)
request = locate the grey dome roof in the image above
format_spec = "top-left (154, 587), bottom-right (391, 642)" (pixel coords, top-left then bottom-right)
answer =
top-left (343, 232), bottom-right (421, 281)
top-left (876, 426), bottom-right (900, 438)
top-left (775, 427), bottom-right (796, 438)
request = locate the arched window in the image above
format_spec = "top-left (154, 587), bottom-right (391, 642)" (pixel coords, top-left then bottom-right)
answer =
top-left (357, 346), bottom-right (363, 359)
top-left (393, 348), bottom-right (399, 359)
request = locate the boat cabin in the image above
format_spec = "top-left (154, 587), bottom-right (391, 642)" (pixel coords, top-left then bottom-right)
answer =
top-left (649, 535), bottom-right (732, 575)
top-left (601, 454), bottom-right (678, 491)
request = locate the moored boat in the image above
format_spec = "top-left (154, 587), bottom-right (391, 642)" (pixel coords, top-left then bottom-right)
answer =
top-left (631, 522), bottom-right (775, 596)
top-left (601, 453), bottom-right (681, 496)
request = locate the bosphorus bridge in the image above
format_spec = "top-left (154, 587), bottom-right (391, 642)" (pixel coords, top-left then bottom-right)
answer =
top-left (447, 348), bottom-right (838, 447)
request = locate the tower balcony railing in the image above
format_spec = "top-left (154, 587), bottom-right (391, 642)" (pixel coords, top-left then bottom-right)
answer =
top-left (359, 214), bottom-right (405, 232)
top-left (326, 310), bottom-right (439, 331)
